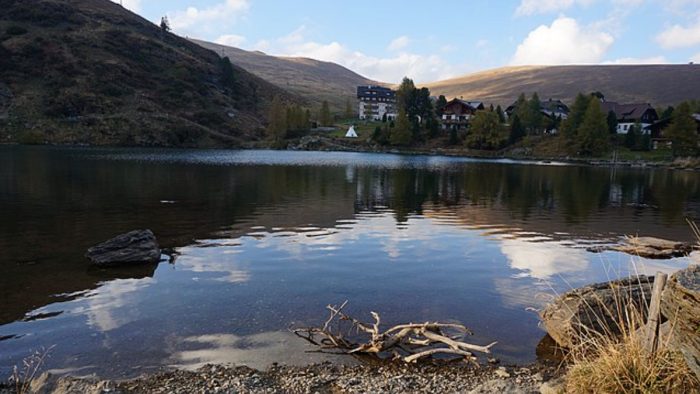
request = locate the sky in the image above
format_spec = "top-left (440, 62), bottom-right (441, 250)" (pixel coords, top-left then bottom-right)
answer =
top-left (114, 0), bottom-right (700, 83)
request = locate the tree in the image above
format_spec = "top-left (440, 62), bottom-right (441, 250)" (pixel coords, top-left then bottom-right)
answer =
top-left (160, 16), bottom-right (171, 32)
top-left (345, 99), bottom-right (353, 120)
top-left (396, 77), bottom-right (417, 115)
top-left (496, 105), bottom-right (506, 124)
top-left (508, 115), bottom-right (525, 144)
top-left (606, 110), bottom-right (618, 135)
top-left (436, 95), bottom-right (448, 117)
top-left (391, 109), bottom-right (413, 146)
top-left (660, 106), bottom-right (675, 120)
top-left (667, 102), bottom-right (698, 157)
top-left (577, 99), bottom-right (610, 156)
top-left (466, 111), bottom-right (505, 150)
top-left (220, 57), bottom-right (236, 91)
top-left (625, 124), bottom-right (639, 149)
top-left (526, 93), bottom-right (544, 134)
top-left (267, 96), bottom-right (287, 142)
top-left (319, 101), bottom-right (332, 127)
top-left (562, 93), bottom-right (593, 139)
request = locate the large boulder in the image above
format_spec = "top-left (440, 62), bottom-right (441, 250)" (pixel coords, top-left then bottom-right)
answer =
top-left (86, 229), bottom-right (161, 267)
top-left (661, 265), bottom-right (700, 379)
top-left (613, 237), bottom-right (694, 259)
top-left (540, 276), bottom-right (654, 349)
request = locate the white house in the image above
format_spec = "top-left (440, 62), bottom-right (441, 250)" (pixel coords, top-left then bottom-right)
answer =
top-left (600, 102), bottom-right (659, 135)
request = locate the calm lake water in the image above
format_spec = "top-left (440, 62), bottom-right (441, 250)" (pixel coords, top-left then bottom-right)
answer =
top-left (0, 146), bottom-right (697, 379)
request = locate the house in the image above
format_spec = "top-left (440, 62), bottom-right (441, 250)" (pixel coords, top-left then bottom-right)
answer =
top-left (357, 85), bottom-right (397, 121)
top-left (505, 98), bottom-right (569, 120)
top-left (600, 102), bottom-right (659, 135)
top-left (440, 99), bottom-right (485, 130)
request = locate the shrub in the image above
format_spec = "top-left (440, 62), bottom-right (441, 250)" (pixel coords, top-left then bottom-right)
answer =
top-left (6, 26), bottom-right (28, 36)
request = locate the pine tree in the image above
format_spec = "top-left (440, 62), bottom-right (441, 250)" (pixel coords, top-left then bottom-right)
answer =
top-left (625, 124), bottom-right (638, 149)
top-left (509, 115), bottom-right (525, 144)
top-left (220, 57), bottom-right (236, 91)
top-left (562, 93), bottom-right (593, 139)
top-left (436, 95), bottom-right (448, 117)
top-left (496, 105), bottom-right (506, 124)
top-left (527, 93), bottom-right (543, 134)
top-left (160, 16), bottom-right (171, 32)
top-left (267, 96), bottom-right (287, 142)
top-left (345, 99), bottom-right (353, 120)
top-left (319, 101), bottom-right (332, 127)
top-left (606, 110), bottom-right (618, 135)
top-left (577, 99), bottom-right (610, 156)
top-left (465, 111), bottom-right (504, 150)
top-left (667, 102), bottom-right (698, 157)
top-left (390, 109), bottom-right (413, 146)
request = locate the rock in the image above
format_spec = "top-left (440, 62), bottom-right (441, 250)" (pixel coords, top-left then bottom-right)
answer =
top-left (540, 276), bottom-right (654, 349)
top-left (85, 229), bottom-right (161, 267)
top-left (660, 265), bottom-right (700, 379)
top-left (613, 237), bottom-right (694, 259)
top-left (468, 379), bottom-right (533, 394)
top-left (495, 367), bottom-right (511, 378)
top-left (538, 377), bottom-right (566, 394)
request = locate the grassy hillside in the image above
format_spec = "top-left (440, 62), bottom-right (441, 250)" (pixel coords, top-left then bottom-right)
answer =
top-left (192, 39), bottom-right (375, 112)
top-left (424, 65), bottom-right (700, 107)
top-left (0, 0), bottom-right (299, 147)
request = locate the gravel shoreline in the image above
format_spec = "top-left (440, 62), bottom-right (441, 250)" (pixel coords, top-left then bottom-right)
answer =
top-left (2, 361), bottom-right (565, 394)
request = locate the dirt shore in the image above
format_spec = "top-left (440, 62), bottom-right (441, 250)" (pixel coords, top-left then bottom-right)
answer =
top-left (2, 361), bottom-right (565, 394)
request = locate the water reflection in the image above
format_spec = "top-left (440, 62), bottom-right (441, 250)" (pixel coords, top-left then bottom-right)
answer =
top-left (0, 147), bottom-right (698, 378)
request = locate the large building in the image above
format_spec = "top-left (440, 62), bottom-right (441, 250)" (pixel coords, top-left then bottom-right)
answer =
top-left (357, 85), bottom-right (397, 121)
top-left (600, 102), bottom-right (659, 135)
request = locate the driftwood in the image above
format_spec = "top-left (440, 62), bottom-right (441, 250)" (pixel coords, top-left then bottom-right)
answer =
top-left (661, 265), bottom-right (700, 379)
top-left (643, 272), bottom-right (668, 355)
top-left (292, 301), bottom-right (496, 364)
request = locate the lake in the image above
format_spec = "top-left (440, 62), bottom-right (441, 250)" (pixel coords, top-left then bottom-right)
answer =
top-left (0, 146), bottom-right (696, 379)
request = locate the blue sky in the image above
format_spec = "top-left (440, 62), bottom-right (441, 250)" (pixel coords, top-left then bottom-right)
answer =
top-left (116, 0), bottom-right (700, 83)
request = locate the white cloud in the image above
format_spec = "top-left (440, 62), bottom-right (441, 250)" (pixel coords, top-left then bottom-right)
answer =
top-left (511, 16), bottom-right (614, 65)
top-left (500, 239), bottom-right (589, 280)
top-left (111, 0), bottom-right (141, 12)
top-left (170, 0), bottom-right (250, 36)
top-left (603, 56), bottom-right (668, 64)
top-left (475, 39), bottom-right (489, 49)
top-left (254, 27), bottom-right (460, 83)
top-left (692, 52), bottom-right (700, 62)
top-left (215, 34), bottom-right (247, 47)
top-left (388, 36), bottom-right (411, 51)
top-left (515, 0), bottom-right (594, 16)
top-left (655, 19), bottom-right (700, 49)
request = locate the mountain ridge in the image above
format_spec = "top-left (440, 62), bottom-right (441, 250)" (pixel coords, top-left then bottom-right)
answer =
top-left (423, 64), bottom-right (700, 107)
top-left (192, 39), bottom-right (376, 111)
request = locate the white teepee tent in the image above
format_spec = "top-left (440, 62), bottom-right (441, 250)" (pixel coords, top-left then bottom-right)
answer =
top-left (345, 126), bottom-right (358, 138)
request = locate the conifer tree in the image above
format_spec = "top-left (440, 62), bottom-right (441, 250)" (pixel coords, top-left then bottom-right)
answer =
top-left (509, 115), bottom-right (525, 144)
top-left (577, 99), bottom-right (610, 156)
top-left (391, 109), bottom-right (413, 146)
top-left (667, 102), bottom-right (698, 157)
top-left (267, 96), bottom-right (287, 142)
top-left (319, 101), bottom-right (332, 126)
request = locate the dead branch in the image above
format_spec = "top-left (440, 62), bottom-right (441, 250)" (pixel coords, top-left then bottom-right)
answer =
top-left (292, 301), bottom-right (497, 364)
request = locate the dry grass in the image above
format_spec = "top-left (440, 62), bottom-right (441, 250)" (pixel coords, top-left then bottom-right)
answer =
top-left (563, 239), bottom-right (700, 393)
top-left (8, 346), bottom-right (54, 394)
top-left (565, 328), bottom-right (699, 393)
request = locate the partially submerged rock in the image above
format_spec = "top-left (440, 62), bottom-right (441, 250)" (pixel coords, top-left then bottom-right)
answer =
top-left (613, 237), bottom-right (694, 259)
top-left (661, 265), bottom-right (700, 379)
top-left (540, 276), bottom-right (654, 349)
top-left (85, 229), bottom-right (161, 267)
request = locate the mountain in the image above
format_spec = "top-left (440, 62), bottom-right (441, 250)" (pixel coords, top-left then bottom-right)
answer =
top-left (192, 39), bottom-right (375, 112)
top-left (0, 0), bottom-right (298, 147)
top-left (424, 65), bottom-right (700, 107)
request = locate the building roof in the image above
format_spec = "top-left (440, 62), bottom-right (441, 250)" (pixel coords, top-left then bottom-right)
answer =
top-left (447, 99), bottom-right (484, 110)
top-left (357, 85), bottom-right (396, 100)
top-left (506, 98), bottom-right (569, 116)
top-left (600, 102), bottom-right (656, 122)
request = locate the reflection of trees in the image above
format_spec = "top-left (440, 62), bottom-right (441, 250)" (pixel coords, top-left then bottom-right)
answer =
top-left (3, 147), bottom-right (700, 324)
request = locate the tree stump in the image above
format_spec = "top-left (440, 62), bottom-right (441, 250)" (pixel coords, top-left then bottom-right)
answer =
top-left (661, 265), bottom-right (700, 379)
